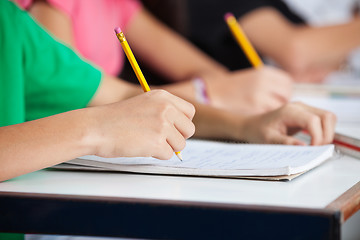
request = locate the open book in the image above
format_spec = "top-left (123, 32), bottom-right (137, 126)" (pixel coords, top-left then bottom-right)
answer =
top-left (55, 140), bottom-right (334, 181)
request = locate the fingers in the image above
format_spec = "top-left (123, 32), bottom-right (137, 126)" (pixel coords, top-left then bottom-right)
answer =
top-left (271, 81), bottom-right (293, 104)
top-left (266, 131), bottom-right (306, 146)
top-left (261, 95), bottom-right (287, 112)
top-left (293, 67), bottom-right (332, 83)
top-left (163, 102), bottom-right (195, 158)
top-left (152, 126), bottom-right (187, 160)
top-left (302, 113), bottom-right (323, 145)
top-left (94, 90), bottom-right (196, 160)
top-left (251, 67), bottom-right (293, 112)
top-left (154, 89), bottom-right (196, 140)
top-left (152, 141), bottom-right (175, 160)
top-left (171, 109), bottom-right (196, 139)
top-left (148, 90), bottom-right (196, 120)
top-left (148, 90), bottom-right (196, 160)
top-left (166, 125), bottom-right (187, 153)
top-left (297, 103), bottom-right (337, 145)
top-left (284, 102), bottom-right (337, 145)
top-left (261, 66), bottom-right (293, 101)
top-left (321, 112), bottom-right (337, 144)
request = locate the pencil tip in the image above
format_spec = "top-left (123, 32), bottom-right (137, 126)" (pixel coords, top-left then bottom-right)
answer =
top-left (176, 152), bottom-right (183, 161)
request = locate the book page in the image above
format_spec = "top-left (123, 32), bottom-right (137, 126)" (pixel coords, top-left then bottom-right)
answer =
top-left (292, 96), bottom-right (360, 124)
top-left (74, 140), bottom-right (334, 175)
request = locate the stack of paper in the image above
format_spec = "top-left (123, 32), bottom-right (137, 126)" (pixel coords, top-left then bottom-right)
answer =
top-left (56, 140), bottom-right (334, 181)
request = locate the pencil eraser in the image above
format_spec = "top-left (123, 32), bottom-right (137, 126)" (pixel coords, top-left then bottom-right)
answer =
top-left (224, 12), bottom-right (234, 21)
top-left (114, 27), bottom-right (122, 34)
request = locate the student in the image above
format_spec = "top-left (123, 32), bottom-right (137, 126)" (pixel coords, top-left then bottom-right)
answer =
top-left (185, 0), bottom-right (360, 82)
top-left (15, 0), bottom-right (294, 115)
top-left (1, 0), bottom-right (337, 182)
top-left (0, 3), bottom-right (337, 240)
top-left (0, 0), bottom-right (196, 182)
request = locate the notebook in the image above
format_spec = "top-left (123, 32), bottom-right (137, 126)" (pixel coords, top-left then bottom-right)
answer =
top-left (55, 140), bottom-right (334, 181)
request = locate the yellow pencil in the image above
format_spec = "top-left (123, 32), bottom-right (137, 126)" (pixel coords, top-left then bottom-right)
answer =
top-left (224, 13), bottom-right (263, 68)
top-left (114, 27), bottom-right (183, 161)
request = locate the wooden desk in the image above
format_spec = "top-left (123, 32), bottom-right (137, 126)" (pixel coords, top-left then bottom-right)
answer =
top-left (0, 154), bottom-right (359, 239)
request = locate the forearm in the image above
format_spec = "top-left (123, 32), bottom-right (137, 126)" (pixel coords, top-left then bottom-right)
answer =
top-left (0, 109), bottom-right (96, 181)
top-left (88, 75), bottom-right (142, 107)
top-left (290, 18), bottom-right (360, 68)
top-left (241, 8), bottom-right (360, 73)
top-left (126, 9), bottom-right (227, 82)
top-left (91, 75), bottom-right (197, 107)
top-left (29, 1), bottom-right (76, 48)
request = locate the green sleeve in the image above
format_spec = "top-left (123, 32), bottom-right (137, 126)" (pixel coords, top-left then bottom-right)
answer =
top-left (0, 233), bottom-right (24, 240)
top-left (0, 0), bottom-right (102, 125)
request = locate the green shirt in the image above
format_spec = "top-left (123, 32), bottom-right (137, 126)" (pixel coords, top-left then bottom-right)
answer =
top-left (0, 0), bottom-right (102, 127)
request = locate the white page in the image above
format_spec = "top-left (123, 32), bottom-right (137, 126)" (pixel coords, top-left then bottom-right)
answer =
top-left (291, 96), bottom-right (360, 124)
top-left (73, 140), bottom-right (334, 176)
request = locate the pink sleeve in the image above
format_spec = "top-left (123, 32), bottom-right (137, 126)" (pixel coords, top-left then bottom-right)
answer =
top-left (46, 0), bottom-right (75, 18)
top-left (13, 0), bottom-right (32, 9)
top-left (117, 0), bottom-right (142, 30)
top-left (13, 0), bottom-right (75, 17)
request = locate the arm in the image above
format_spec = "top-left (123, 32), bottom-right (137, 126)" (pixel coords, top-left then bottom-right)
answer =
top-left (0, 108), bottom-right (95, 181)
top-left (28, 2), bottom-right (227, 81)
top-left (28, 1), bottom-right (293, 114)
top-left (28, 0), bottom-right (76, 47)
top-left (125, 8), bottom-right (227, 82)
top-left (87, 74), bottom-right (141, 107)
top-left (89, 76), bottom-right (334, 146)
top-left (92, 74), bottom-right (317, 146)
top-left (240, 8), bottom-right (360, 81)
top-left (0, 90), bottom-right (195, 181)
top-left (126, 8), bottom-right (294, 113)
top-left (193, 101), bottom-right (336, 146)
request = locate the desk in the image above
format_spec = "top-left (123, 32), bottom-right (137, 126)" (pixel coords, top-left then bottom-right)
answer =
top-left (0, 154), bottom-right (359, 240)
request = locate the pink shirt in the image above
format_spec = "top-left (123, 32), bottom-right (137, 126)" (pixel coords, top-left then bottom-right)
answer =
top-left (17, 0), bottom-right (142, 76)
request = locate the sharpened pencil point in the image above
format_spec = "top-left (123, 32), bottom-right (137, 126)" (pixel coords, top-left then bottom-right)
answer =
top-left (176, 152), bottom-right (183, 161)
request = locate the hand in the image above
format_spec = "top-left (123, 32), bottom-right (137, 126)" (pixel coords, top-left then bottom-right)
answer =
top-left (89, 90), bottom-right (195, 160)
top-left (205, 66), bottom-right (293, 115)
top-left (292, 67), bottom-right (334, 83)
top-left (240, 102), bottom-right (337, 145)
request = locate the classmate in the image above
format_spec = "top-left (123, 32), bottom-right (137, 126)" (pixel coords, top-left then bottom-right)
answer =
top-left (16, 0), bottom-right (294, 115)
top-left (184, 0), bottom-right (360, 82)
top-left (0, 0), bottom-right (337, 182)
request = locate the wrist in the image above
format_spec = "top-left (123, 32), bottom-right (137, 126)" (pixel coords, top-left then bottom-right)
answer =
top-left (192, 77), bottom-right (210, 104)
top-left (199, 71), bottom-right (231, 109)
top-left (238, 114), bottom-right (263, 143)
top-left (230, 114), bottom-right (249, 141)
top-left (75, 108), bottom-right (103, 156)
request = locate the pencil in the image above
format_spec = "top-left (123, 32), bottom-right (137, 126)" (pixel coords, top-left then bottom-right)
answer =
top-left (224, 13), bottom-right (263, 68)
top-left (114, 27), bottom-right (183, 161)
